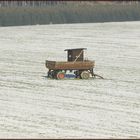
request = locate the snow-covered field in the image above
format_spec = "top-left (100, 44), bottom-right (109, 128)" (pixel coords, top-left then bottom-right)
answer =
top-left (0, 21), bottom-right (140, 138)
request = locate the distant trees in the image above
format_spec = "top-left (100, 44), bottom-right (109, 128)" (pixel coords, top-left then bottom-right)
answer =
top-left (0, 1), bottom-right (67, 7)
top-left (0, 1), bottom-right (140, 26)
top-left (0, 1), bottom-right (139, 7)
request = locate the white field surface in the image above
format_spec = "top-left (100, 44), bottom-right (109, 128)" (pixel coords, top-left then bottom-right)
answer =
top-left (0, 21), bottom-right (140, 138)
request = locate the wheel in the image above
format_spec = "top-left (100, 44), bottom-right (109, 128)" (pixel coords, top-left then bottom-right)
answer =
top-left (56, 71), bottom-right (65, 80)
top-left (74, 70), bottom-right (80, 78)
top-left (47, 70), bottom-right (53, 78)
top-left (80, 71), bottom-right (90, 79)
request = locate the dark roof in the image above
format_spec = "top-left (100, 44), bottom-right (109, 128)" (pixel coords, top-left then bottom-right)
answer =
top-left (64, 48), bottom-right (87, 51)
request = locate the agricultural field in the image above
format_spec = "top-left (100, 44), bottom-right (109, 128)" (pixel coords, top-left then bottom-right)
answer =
top-left (0, 21), bottom-right (140, 138)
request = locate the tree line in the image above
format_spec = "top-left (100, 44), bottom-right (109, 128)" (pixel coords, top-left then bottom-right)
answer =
top-left (0, 1), bottom-right (140, 26)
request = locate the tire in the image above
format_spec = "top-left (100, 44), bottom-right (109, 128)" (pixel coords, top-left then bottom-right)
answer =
top-left (81, 71), bottom-right (90, 79)
top-left (56, 71), bottom-right (65, 80)
top-left (48, 70), bottom-right (53, 78)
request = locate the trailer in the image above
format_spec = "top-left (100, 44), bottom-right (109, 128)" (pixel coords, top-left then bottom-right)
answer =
top-left (45, 48), bottom-right (103, 79)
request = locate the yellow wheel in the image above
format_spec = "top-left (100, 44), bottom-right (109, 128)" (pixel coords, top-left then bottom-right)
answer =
top-left (81, 71), bottom-right (90, 79)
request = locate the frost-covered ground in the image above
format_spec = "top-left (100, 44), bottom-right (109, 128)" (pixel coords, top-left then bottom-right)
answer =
top-left (0, 21), bottom-right (140, 138)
